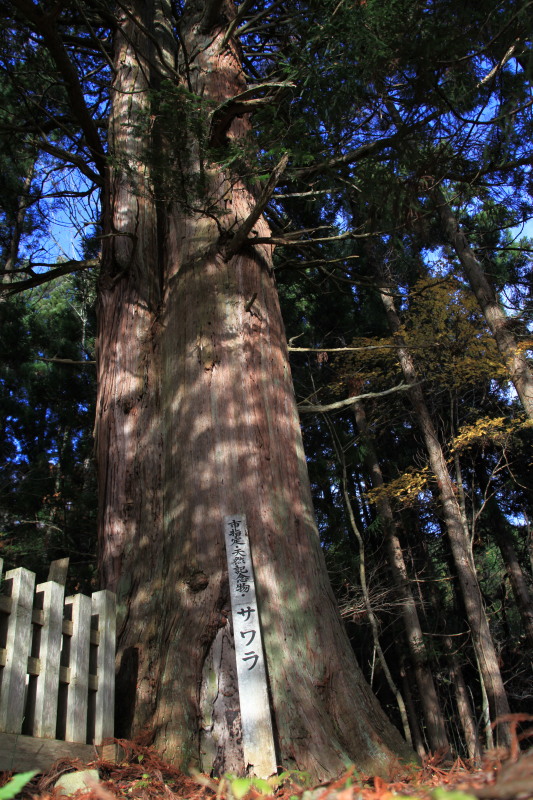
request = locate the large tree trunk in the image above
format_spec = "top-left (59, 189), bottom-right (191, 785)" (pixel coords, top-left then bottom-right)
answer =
top-left (95, 0), bottom-right (413, 780)
top-left (353, 399), bottom-right (450, 755)
top-left (378, 279), bottom-right (511, 746)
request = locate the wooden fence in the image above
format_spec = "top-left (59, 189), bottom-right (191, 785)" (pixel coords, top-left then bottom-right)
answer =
top-left (0, 558), bottom-right (117, 771)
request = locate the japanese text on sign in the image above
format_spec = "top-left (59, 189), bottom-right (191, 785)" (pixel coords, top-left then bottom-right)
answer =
top-left (223, 514), bottom-right (276, 778)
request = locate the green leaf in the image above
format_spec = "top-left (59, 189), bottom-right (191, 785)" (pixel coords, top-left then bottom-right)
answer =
top-left (0, 771), bottom-right (38, 800)
top-left (230, 778), bottom-right (253, 799)
top-left (250, 778), bottom-right (272, 794)
top-left (433, 790), bottom-right (479, 800)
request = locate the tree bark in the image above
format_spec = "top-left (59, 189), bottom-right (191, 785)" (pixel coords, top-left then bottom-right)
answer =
top-left (495, 523), bottom-right (533, 649)
top-left (326, 415), bottom-right (412, 747)
top-left (432, 187), bottom-right (533, 420)
top-left (95, 0), bottom-right (413, 779)
top-left (399, 660), bottom-right (427, 759)
top-left (443, 634), bottom-right (483, 763)
top-left (378, 279), bottom-right (511, 747)
top-left (2, 165), bottom-right (35, 286)
top-left (476, 468), bottom-right (533, 649)
top-left (353, 399), bottom-right (450, 755)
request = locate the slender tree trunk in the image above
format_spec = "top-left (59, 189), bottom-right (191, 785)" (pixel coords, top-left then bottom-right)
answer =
top-left (475, 652), bottom-right (495, 750)
top-left (2, 165), bottom-right (35, 285)
top-left (495, 524), bottom-right (533, 649)
top-left (378, 279), bottom-right (511, 746)
top-left (95, 0), bottom-right (413, 779)
top-left (476, 468), bottom-right (533, 649)
top-left (380, 89), bottom-right (533, 420)
top-left (399, 660), bottom-right (427, 759)
top-left (432, 187), bottom-right (533, 420)
top-left (353, 399), bottom-right (450, 754)
top-left (326, 415), bottom-right (412, 746)
top-left (422, 555), bottom-right (483, 761)
top-left (443, 634), bottom-right (483, 763)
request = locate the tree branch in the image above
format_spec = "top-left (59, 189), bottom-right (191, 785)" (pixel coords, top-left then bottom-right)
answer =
top-left (209, 83), bottom-right (294, 145)
top-left (11, 0), bottom-right (107, 177)
top-left (220, 0), bottom-right (257, 49)
top-left (477, 39), bottom-right (520, 87)
top-left (298, 383), bottom-right (415, 414)
top-left (2, 259), bottom-right (99, 296)
top-left (35, 139), bottom-right (103, 186)
top-left (288, 345), bottom-right (398, 353)
top-left (223, 152), bottom-right (289, 259)
top-left (235, 0), bottom-right (287, 38)
top-left (249, 229), bottom-right (376, 247)
top-left (37, 357), bottom-right (96, 366)
top-left (292, 135), bottom-right (399, 179)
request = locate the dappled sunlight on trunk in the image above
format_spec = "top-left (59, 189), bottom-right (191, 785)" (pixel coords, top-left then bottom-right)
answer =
top-left (95, 0), bottom-right (414, 780)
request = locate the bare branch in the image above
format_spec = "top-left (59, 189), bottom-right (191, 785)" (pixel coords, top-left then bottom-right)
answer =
top-left (236, 0), bottom-right (287, 38)
top-left (477, 39), bottom-right (520, 87)
top-left (2, 259), bottom-right (99, 296)
top-left (36, 139), bottom-right (103, 186)
top-left (250, 229), bottom-right (375, 247)
top-left (293, 135), bottom-right (399, 179)
top-left (37, 357), bottom-right (96, 366)
top-left (273, 188), bottom-right (332, 198)
top-left (298, 383), bottom-right (414, 414)
top-left (288, 345), bottom-right (398, 353)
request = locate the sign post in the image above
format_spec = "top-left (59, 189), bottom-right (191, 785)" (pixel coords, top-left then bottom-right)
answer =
top-left (223, 514), bottom-right (277, 778)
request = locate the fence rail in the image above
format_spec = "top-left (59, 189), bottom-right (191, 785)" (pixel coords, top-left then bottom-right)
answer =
top-left (0, 557), bottom-right (115, 757)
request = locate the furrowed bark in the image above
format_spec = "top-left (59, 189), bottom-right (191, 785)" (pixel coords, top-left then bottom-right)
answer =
top-left (95, 0), bottom-right (414, 780)
top-left (95, 0), bottom-right (165, 739)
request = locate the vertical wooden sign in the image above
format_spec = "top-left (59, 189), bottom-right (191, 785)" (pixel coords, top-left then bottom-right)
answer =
top-left (223, 515), bottom-right (277, 778)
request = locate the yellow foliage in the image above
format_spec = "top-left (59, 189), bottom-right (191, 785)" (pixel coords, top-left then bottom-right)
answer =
top-left (405, 277), bottom-right (506, 389)
top-left (367, 465), bottom-right (431, 507)
top-left (331, 336), bottom-right (401, 397)
top-left (333, 277), bottom-right (507, 400)
top-left (451, 415), bottom-right (530, 452)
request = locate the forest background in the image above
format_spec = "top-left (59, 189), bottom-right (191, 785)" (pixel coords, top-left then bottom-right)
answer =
top-left (0, 0), bottom-right (533, 776)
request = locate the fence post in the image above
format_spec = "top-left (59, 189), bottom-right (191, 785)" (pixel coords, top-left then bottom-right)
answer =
top-left (65, 593), bottom-right (92, 743)
top-left (47, 558), bottom-right (69, 586)
top-left (33, 579), bottom-right (66, 738)
top-left (0, 567), bottom-right (36, 734)
top-left (91, 590), bottom-right (116, 745)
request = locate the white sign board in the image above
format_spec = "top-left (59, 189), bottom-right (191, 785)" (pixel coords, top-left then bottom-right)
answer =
top-left (224, 515), bottom-right (277, 778)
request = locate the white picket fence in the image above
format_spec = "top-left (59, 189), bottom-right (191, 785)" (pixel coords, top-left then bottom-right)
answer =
top-left (0, 557), bottom-right (115, 748)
